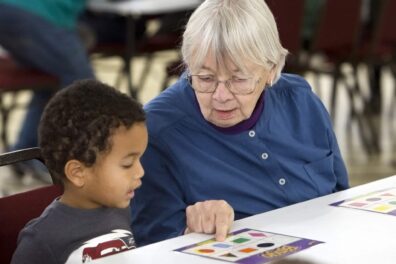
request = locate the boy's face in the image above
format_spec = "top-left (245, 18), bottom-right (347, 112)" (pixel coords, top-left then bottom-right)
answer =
top-left (81, 122), bottom-right (148, 209)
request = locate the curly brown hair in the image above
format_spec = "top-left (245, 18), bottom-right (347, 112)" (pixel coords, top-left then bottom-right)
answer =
top-left (39, 79), bottom-right (145, 184)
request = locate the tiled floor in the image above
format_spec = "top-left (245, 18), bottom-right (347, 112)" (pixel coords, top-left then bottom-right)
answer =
top-left (1, 51), bottom-right (395, 197)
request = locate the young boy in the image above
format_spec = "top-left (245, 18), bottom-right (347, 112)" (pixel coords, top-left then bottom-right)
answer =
top-left (11, 79), bottom-right (148, 264)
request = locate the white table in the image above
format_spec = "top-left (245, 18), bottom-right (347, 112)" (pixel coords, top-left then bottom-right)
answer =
top-left (92, 175), bottom-right (396, 263)
top-left (87, 0), bottom-right (201, 96)
top-left (87, 0), bottom-right (202, 16)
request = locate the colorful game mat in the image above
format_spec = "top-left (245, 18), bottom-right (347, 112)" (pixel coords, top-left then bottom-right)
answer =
top-left (330, 187), bottom-right (396, 216)
top-left (174, 228), bottom-right (323, 264)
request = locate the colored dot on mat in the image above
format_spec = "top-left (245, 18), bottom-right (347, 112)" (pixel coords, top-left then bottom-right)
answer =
top-left (221, 253), bottom-right (237, 258)
top-left (239, 247), bottom-right (257, 253)
top-left (198, 249), bottom-right (215, 253)
top-left (197, 240), bottom-right (215, 246)
top-left (248, 232), bottom-right (267, 237)
top-left (257, 242), bottom-right (275, 248)
top-left (213, 243), bottom-right (232, 248)
top-left (348, 202), bottom-right (367, 207)
top-left (389, 201), bottom-right (396, 205)
top-left (366, 197), bottom-right (381, 202)
top-left (232, 238), bottom-right (250, 243)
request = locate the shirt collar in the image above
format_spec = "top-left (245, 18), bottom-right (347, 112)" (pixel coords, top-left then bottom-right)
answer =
top-left (193, 91), bottom-right (265, 135)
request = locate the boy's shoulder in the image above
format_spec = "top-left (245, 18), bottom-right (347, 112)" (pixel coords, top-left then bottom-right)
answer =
top-left (21, 199), bottom-right (58, 231)
top-left (14, 202), bottom-right (134, 263)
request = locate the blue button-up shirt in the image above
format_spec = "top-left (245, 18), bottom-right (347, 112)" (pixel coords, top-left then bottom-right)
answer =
top-left (131, 73), bottom-right (349, 246)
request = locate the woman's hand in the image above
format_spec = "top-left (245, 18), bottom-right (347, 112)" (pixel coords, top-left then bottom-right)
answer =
top-left (184, 200), bottom-right (234, 241)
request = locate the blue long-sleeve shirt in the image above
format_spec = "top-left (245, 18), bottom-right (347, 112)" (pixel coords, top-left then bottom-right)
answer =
top-left (131, 73), bottom-right (349, 246)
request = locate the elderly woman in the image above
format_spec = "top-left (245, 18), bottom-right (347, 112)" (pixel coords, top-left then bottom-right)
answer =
top-left (131, 0), bottom-right (348, 246)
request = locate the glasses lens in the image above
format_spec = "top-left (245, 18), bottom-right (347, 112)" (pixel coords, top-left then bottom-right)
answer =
top-left (230, 78), bottom-right (256, 94)
top-left (189, 75), bottom-right (257, 94)
top-left (190, 75), bottom-right (215, 93)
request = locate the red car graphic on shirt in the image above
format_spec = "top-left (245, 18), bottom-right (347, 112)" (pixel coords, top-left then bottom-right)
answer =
top-left (82, 236), bottom-right (135, 262)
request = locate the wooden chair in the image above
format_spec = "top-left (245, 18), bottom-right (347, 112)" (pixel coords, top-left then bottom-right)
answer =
top-left (265, 0), bottom-right (305, 72)
top-left (0, 147), bottom-right (62, 264)
top-left (0, 56), bottom-right (58, 149)
top-left (357, 0), bottom-right (396, 111)
top-left (347, 0), bottom-right (396, 153)
top-left (310, 0), bottom-right (382, 154)
top-left (307, 0), bottom-right (364, 113)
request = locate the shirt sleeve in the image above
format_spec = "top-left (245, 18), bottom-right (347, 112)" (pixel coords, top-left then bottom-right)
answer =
top-left (130, 136), bottom-right (188, 246)
top-left (328, 126), bottom-right (349, 191)
top-left (311, 88), bottom-right (349, 191)
top-left (298, 81), bottom-right (349, 193)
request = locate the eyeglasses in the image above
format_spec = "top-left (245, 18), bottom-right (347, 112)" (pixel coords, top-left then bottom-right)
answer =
top-left (187, 74), bottom-right (260, 95)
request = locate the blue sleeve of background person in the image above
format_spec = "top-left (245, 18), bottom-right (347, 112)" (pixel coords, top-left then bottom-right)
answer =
top-left (130, 135), bottom-right (188, 247)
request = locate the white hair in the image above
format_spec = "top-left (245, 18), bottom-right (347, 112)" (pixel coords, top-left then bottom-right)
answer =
top-left (182, 0), bottom-right (288, 83)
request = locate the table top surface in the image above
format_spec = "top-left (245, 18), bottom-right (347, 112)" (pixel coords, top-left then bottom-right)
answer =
top-left (92, 175), bottom-right (396, 264)
top-left (87, 0), bottom-right (202, 16)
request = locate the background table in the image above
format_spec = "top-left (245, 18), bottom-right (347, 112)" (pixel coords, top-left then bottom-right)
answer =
top-left (87, 0), bottom-right (202, 16)
top-left (87, 0), bottom-right (202, 96)
top-left (92, 175), bottom-right (396, 263)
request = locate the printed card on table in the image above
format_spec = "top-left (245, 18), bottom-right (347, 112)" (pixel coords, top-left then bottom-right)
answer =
top-left (174, 228), bottom-right (323, 264)
top-left (330, 187), bottom-right (396, 216)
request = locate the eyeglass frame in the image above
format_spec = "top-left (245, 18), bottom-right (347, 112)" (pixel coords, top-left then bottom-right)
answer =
top-left (186, 73), bottom-right (262, 95)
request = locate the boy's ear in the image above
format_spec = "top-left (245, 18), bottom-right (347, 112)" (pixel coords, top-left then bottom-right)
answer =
top-left (64, 160), bottom-right (86, 188)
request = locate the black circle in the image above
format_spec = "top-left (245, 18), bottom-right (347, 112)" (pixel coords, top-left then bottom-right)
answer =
top-left (257, 242), bottom-right (274, 248)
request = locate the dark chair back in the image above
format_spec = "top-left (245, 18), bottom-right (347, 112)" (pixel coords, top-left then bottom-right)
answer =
top-left (0, 57), bottom-right (58, 149)
top-left (266, 0), bottom-right (305, 56)
top-left (0, 147), bottom-right (63, 264)
top-left (371, 0), bottom-right (396, 58)
top-left (311, 0), bottom-right (363, 59)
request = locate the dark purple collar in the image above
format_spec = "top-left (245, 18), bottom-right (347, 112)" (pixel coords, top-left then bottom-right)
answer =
top-left (193, 92), bottom-right (265, 135)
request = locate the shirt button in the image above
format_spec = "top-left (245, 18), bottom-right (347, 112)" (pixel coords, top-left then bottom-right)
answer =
top-left (249, 130), bottom-right (255, 137)
top-left (279, 178), bottom-right (286, 185)
top-left (261, 153), bottom-right (269, 160)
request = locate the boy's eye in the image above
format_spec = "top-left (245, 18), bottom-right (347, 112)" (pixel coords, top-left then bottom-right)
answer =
top-left (121, 163), bottom-right (133, 169)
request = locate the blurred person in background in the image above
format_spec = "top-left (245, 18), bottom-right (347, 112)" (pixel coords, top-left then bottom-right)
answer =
top-left (0, 0), bottom-right (94, 181)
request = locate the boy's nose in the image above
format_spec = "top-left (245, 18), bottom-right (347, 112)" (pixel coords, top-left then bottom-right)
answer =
top-left (133, 160), bottom-right (144, 180)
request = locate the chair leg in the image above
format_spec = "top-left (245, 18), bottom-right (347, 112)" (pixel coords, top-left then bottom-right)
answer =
top-left (350, 63), bottom-right (381, 154)
top-left (161, 76), bottom-right (169, 91)
top-left (114, 62), bottom-right (125, 89)
top-left (330, 67), bottom-right (341, 121)
top-left (115, 56), bottom-right (138, 99)
top-left (389, 62), bottom-right (396, 114)
top-left (0, 94), bottom-right (10, 150)
top-left (0, 96), bottom-right (5, 149)
top-left (388, 62), bottom-right (396, 150)
top-left (162, 57), bottom-right (184, 91)
top-left (136, 54), bottom-right (154, 93)
top-left (312, 73), bottom-right (321, 99)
